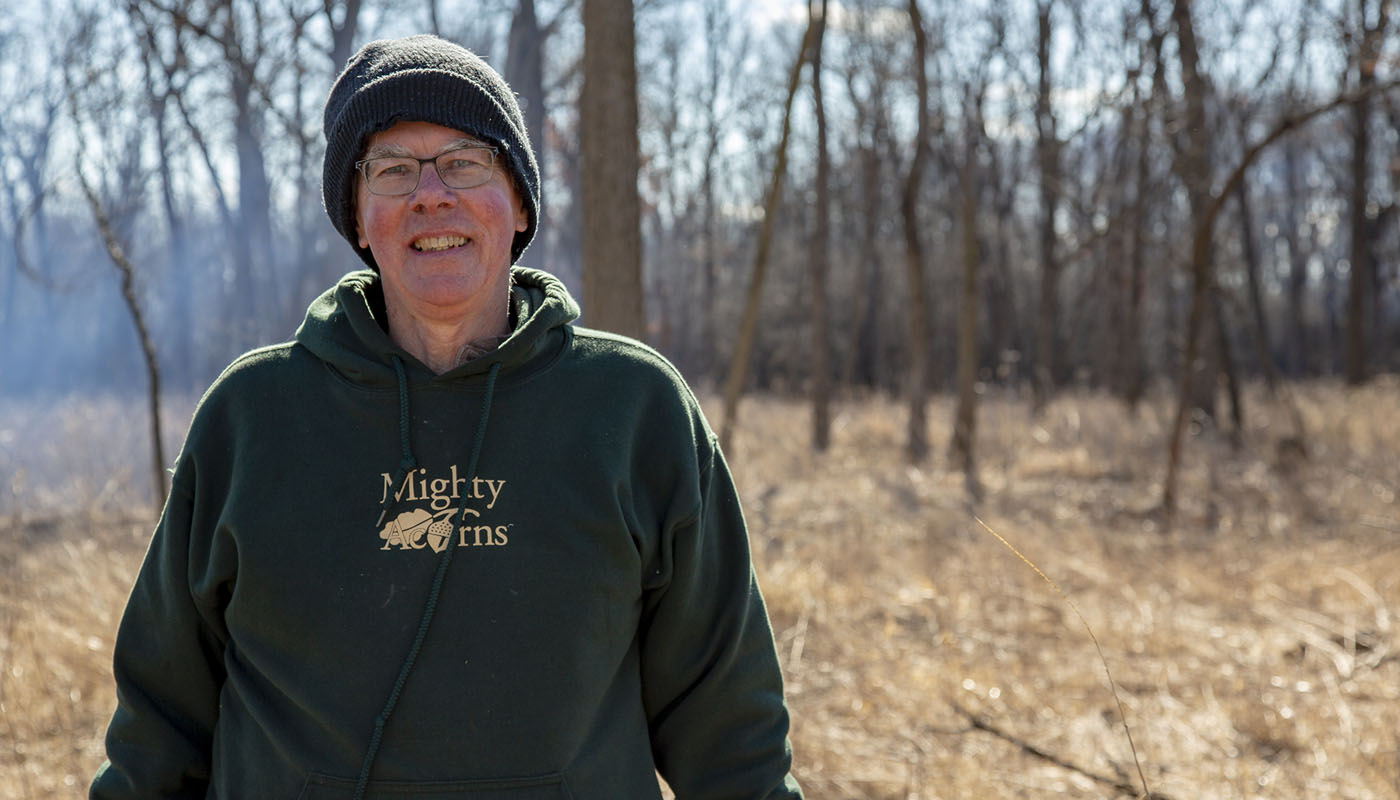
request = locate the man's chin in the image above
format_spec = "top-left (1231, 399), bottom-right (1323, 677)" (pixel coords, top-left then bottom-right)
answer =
top-left (387, 268), bottom-right (508, 314)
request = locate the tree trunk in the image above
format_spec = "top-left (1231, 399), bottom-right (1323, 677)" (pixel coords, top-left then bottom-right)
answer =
top-left (1119, 43), bottom-right (1151, 409)
top-left (950, 113), bottom-right (983, 501)
top-left (1122, 150), bottom-right (1149, 407)
top-left (695, 0), bottom-right (737, 385)
top-left (985, 178), bottom-right (1018, 387)
top-left (1162, 0), bottom-right (1215, 520)
top-left (506, 0), bottom-right (546, 158)
top-left (1282, 139), bottom-right (1310, 377)
top-left (580, 0), bottom-right (645, 339)
top-left (1213, 290), bottom-right (1243, 449)
top-left (326, 0), bottom-right (362, 72)
top-left (809, 0), bottom-right (832, 451)
top-left (1235, 174), bottom-right (1282, 394)
top-left (1031, 0), bottom-right (1061, 415)
top-left (718, 17), bottom-right (817, 452)
top-left (646, 35), bottom-right (683, 360)
top-left (1345, 0), bottom-right (1383, 385)
top-left (230, 59), bottom-right (276, 332)
top-left (507, 0), bottom-right (547, 248)
top-left (839, 63), bottom-right (889, 392)
top-left (1232, 171), bottom-right (1313, 450)
top-left (902, 0), bottom-right (932, 462)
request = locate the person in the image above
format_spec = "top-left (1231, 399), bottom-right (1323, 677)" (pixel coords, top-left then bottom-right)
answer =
top-left (91, 34), bottom-right (803, 800)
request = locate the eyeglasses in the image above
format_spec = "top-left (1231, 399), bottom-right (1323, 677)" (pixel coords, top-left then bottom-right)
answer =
top-left (355, 145), bottom-right (499, 196)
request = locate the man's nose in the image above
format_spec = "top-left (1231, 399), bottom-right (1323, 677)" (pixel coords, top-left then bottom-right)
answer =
top-left (411, 161), bottom-right (457, 209)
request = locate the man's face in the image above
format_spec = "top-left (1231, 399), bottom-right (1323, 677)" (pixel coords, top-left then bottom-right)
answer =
top-left (354, 120), bottom-right (529, 324)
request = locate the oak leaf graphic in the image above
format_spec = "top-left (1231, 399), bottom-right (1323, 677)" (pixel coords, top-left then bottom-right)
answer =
top-left (380, 508), bottom-right (434, 548)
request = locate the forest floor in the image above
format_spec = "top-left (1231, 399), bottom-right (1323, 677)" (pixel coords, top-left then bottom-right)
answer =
top-left (2, 380), bottom-right (1398, 799)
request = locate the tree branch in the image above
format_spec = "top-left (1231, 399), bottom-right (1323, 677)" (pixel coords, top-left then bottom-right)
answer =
top-left (1202, 76), bottom-right (1400, 242)
top-left (951, 702), bottom-right (1174, 799)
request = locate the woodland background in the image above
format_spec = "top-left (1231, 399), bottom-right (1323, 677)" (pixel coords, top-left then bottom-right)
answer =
top-left (1, 0), bottom-right (1399, 798)
top-left (1, 0), bottom-right (1396, 427)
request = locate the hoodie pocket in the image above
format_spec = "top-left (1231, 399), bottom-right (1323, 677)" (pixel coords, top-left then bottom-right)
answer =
top-left (296, 771), bottom-right (572, 799)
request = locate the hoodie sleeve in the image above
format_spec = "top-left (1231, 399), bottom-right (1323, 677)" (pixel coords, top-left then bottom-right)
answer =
top-left (639, 439), bottom-right (803, 799)
top-left (90, 467), bottom-right (230, 800)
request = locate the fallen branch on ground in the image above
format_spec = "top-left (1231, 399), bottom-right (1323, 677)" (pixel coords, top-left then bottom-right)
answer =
top-left (950, 701), bottom-right (1175, 800)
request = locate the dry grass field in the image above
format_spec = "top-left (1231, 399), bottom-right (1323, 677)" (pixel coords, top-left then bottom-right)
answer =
top-left (2, 381), bottom-right (1398, 798)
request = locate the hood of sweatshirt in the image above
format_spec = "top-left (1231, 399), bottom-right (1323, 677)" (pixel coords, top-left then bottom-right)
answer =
top-left (295, 266), bottom-right (581, 389)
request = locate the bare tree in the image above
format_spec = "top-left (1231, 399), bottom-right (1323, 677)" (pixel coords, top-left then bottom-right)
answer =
top-left (1281, 134), bottom-right (1313, 377)
top-left (1158, 0), bottom-right (1227, 520)
top-left (1344, 0), bottom-right (1390, 385)
top-left (1158, 52), bottom-right (1400, 517)
top-left (838, 1), bottom-right (899, 393)
top-left (507, 0), bottom-right (547, 223)
top-left (695, 0), bottom-right (744, 383)
top-left (695, 0), bottom-right (725, 380)
top-left (0, 32), bottom-right (64, 357)
top-left (580, 0), bottom-right (646, 338)
top-left (902, 0), bottom-right (933, 462)
top-left (950, 81), bottom-right (985, 502)
top-left (1030, 0), bottom-right (1063, 416)
top-left (642, 19), bottom-right (684, 353)
top-left (129, 1), bottom-right (201, 386)
top-left (719, 17), bottom-right (819, 452)
top-left (133, 0), bottom-right (284, 338)
top-left (63, 17), bottom-right (168, 511)
top-left (322, 0), bottom-right (362, 74)
top-left (809, 0), bottom-right (833, 451)
top-left (1113, 2), bottom-right (1155, 409)
top-left (0, 56), bottom-right (61, 288)
top-left (1234, 171), bottom-right (1283, 394)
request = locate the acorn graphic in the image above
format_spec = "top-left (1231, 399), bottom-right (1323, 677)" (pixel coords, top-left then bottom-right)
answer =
top-left (426, 515), bottom-right (455, 553)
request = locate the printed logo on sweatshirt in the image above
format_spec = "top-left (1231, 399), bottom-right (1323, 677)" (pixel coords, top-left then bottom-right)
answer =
top-left (378, 466), bottom-right (511, 552)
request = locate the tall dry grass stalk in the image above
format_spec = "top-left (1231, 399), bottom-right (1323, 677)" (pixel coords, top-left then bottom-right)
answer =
top-left (2, 380), bottom-right (1398, 798)
top-left (972, 516), bottom-right (1152, 798)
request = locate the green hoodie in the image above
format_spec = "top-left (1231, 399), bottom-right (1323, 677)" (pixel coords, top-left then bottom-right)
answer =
top-left (92, 268), bottom-right (802, 799)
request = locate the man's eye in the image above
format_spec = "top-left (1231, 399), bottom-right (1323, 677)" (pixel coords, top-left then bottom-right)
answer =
top-left (376, 163), bottom-right (411, 177)
top-left (449, 149), bottom-right (491, 167)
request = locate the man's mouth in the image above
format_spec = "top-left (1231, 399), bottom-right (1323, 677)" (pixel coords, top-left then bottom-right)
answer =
top-left (412, 235), bottom-right (468, 252)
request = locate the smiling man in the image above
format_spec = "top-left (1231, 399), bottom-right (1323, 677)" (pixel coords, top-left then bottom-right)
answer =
top-left (354, 123), bottom-right (527, 372)
top-left (91, 35), bottom-right (802, 800)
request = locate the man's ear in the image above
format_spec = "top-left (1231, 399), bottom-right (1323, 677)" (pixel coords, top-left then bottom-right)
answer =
top-left (355, 199), bottom-right (369, 249)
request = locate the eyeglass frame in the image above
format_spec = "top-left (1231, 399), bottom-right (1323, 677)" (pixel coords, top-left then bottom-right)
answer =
top-left (354, 143), bottom-right (501, 196)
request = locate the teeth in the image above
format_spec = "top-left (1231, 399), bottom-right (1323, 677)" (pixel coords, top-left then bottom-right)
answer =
top-left (413, 235), bottom-right (467, 252)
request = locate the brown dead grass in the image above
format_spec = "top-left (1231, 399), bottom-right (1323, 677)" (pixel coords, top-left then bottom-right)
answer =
top-left (3, 380), bottom-right (1399, 799)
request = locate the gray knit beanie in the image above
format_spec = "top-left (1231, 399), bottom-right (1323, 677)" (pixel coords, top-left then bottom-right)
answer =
top-left (322, 35), bottom-right (540, 269)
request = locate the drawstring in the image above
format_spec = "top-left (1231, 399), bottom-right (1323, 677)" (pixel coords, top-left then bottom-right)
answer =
top-left (375, 355), bottom-right (418, 529)
top-left (353, 360), bottom-right (502, 800)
